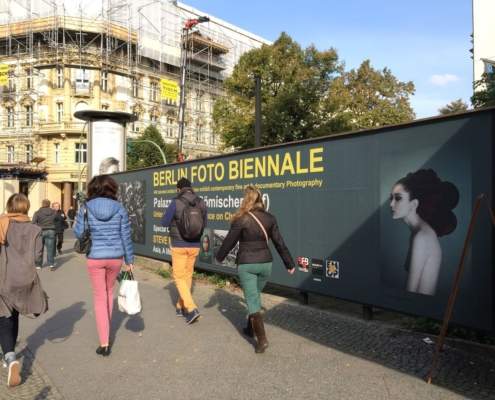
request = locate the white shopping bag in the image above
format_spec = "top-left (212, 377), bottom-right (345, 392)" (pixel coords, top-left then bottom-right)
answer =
top-left (118, 272), bottom-right (142, 315)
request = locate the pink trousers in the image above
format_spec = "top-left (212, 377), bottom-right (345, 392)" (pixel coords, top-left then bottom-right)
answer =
top-left (87, 258), bottom-right (122, 345)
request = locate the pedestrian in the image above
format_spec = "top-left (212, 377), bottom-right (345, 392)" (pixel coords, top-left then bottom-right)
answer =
top-left (161, 177), bottom-right (207, 324)
top-left (52, 202), bottom-right (67, 256)
top-left (216, 185), bottom-right (295, 353)
top-left (74, 175), bottom-right (134, 357)
top-left (0, 193), bottom-right (47, 387)
top-left (67, 205), bottom-right (76, 228)
top-left (32, 199), bottom-right (57, 270)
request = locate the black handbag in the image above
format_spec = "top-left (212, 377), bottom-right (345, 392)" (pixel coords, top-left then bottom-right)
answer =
top-left (74, 205), bottom-right (92, 255)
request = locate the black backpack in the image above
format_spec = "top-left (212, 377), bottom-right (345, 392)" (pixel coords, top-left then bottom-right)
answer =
top-left (176, 195), bottom-right (205, 242)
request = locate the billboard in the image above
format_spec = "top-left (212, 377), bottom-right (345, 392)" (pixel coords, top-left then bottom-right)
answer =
top-left (113, 109), bottom-right (495, 331)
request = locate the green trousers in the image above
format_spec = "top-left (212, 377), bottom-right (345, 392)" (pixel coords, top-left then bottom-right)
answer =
top-left (238, 262), bottom-right (272, 315)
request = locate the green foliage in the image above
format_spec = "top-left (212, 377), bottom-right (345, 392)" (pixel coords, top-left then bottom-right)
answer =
top-left (471, 72), bottom-right (495, 109)
top-left (438, 99), bottom-right (469, 115)
top-left (127, 125), bottom-right (178, 170)
top-left (213, 33), bottom-right (415, 150)
top-left (325, 60), bottom-right (415, 131)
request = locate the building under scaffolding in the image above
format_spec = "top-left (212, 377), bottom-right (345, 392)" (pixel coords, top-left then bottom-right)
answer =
top-left (0, 0), bottom-right (269, 213)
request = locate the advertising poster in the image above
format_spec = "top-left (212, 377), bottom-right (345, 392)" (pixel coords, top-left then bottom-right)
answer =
top-left (90, 120), bottom-right (125, 178)
top-left (113, 109), bottom-right (495, 331)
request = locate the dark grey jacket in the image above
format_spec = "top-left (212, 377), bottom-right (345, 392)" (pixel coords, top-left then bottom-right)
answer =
top-left (32, 207), bottom-right (56, 230)
top-left (215, 208), bottom-right (295, 270)
top-left (0, 221), bottom-right (47, 317)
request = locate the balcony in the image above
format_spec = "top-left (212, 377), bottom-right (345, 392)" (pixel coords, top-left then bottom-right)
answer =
top-left (72, 83), bottom-right (93, 98)
top-left (38, 121), bottom-right (85, 135)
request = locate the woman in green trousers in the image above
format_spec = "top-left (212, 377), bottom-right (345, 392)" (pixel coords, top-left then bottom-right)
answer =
top-left (216, 186), bottom-right (295, 353)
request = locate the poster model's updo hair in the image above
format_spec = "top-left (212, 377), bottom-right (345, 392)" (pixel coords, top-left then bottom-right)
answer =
top-left (396, 169), bottom-right (459, 237)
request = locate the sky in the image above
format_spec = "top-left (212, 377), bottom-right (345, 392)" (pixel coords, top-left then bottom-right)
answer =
top-left (183, 0), bottom-right (473, 119)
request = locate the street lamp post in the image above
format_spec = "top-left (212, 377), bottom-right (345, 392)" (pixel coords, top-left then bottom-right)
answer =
top-left (177, 16), bottom-right (209, 161)
top-left (128, 139), bottom-right (167, 165)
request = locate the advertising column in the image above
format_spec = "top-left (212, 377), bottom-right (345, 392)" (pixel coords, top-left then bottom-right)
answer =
top-left (74, 110), bottom-right (137, 180)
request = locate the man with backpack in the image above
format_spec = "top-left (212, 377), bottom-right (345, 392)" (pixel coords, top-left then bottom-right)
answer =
top-left (161, 178), bottom-right (207, 324)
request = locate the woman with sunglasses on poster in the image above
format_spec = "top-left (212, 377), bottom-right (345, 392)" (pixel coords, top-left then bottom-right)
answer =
top-left (390, 169), bottom-right (459, 296)
top-left (216, 185), bottom-right (295, 353)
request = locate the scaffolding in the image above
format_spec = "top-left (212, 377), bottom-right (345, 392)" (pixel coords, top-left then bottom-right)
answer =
top-left (0, 0), bottom-right (266, 162)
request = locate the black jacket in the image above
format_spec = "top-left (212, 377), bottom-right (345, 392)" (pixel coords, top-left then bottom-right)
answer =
top-left (216, 208), bottom-right (294, 270)
top-left (32, 207), bottom-right (56, 230)
top-left (54, 211), bottom-right (67, 233)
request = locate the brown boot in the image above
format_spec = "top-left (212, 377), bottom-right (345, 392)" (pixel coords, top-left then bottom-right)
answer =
top-left (242, 315), bottom-right (254, 338)
top-left (251, 312), bottom-right (268, 353)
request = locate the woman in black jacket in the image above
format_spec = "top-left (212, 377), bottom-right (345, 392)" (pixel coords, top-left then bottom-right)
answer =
top-left (216, 185), bottom-right (295, 353)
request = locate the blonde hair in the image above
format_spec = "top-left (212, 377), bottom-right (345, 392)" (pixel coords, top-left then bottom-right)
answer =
top-left (6, 193), bottom-right (30, 214)
top-left (232, 185), bottom-right (265, 221)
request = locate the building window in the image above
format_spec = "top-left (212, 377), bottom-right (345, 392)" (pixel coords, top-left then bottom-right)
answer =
top-left (26, 68), bottom-right (33, 90)
top-left (166, 117), bottom-right (174, 137)
top-left (484, 61), bottom-right (495, 74)
top-left (76, 68), bottom-right (90, 90)
top-left (101, 71), bottom-right (108, 92)
top-left (25, 105), bottom-right (33, 127)
top-left (7, 107), bottom-right (14, 128)
top-left (75, 143), bottom-right (87, 163)
top-left (150, 113), bottom-right (158, 125)
top-left (196, 125), bottom-right (203, 143)
top-left (57, 66), bottom-right (64, 88)
top-left (57, 102), bottom-right (64, 123)
top-left (25, 144), bottom-right (33, 163)
top-left (8, 71), bottom-right (15, 92)
top-left (150, 81), bottom-right (158, 102)
top-left (7, 145), bottom-right (14, 163)
top-left (132, 78), bottom-right (139, 97)
top-left (54, 143), bottom-right (60, 164)
top-left (131, 113), bottom-right (139, 132)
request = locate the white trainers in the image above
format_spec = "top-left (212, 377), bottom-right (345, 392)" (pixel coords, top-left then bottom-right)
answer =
top-left (36, 266), bottom-right (41, 270)
top-left (7, 360), bottom-right (21, 387)
top-left (48, 265), bottom-right (55, 270)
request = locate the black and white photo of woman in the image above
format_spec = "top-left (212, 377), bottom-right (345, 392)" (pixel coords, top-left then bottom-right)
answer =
top-left (389, 169), bottom-right (459, 296)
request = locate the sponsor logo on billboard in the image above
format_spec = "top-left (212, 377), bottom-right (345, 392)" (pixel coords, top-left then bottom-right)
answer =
top-left (325, 260), bottom-right (340, 279)
top-left (311, 258), bottom-right (324, 276)
top-left (297, 256), bottom-right (310, 272)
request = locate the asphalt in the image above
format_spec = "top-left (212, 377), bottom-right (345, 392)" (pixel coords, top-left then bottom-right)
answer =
top-left (1, 231), bottom-right (494, 400)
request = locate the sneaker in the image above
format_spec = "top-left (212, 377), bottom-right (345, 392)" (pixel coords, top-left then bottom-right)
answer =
top-left (175, 307), bottom-right (185, 317)
top-left (36, 266), bottom-right (41, 270)
top-left (7, 360), bottom-right (21, 387)
top-left (48, 265), bottom-right (55, 270)
top-left (185, 308), bottom-right (200, 325)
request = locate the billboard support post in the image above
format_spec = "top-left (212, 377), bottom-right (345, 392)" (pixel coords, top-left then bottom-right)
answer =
top-left (426, 194), bottom-right (485, 384)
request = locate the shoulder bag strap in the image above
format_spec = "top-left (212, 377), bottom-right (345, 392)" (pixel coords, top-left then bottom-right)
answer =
top-left (248, 211), bottom-right (269, 243)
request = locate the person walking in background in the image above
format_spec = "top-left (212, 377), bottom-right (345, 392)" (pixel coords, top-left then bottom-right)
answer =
top-left (67, 206), bottom-right (76, 228)
top-left (32, 199), bottom-right (57, 270)
top-left (0, 194), bottom-right (47, 387)
top-left (52, 202), bottom-right (67, 256)
top-left (216, 185), bottom-right (295, 353)
top-left (74, 175), bottom-right (134, 357)
top-left (161, 178), bottom-right (207, 325)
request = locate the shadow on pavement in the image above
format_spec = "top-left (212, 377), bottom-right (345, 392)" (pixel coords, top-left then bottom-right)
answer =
top-left (110, 302), bottom-right (145, 347)
top-left (22, 302), bottom-right (86, 379)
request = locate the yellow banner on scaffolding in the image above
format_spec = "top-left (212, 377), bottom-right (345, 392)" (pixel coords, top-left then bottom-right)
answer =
top-left (160, 79), bottom-right (179, 102)
top-left (0, 64), bottom-right (9, 86)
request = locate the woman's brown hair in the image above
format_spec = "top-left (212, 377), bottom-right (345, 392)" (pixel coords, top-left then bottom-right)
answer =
top-left (231, 185), bottom-right (265, 221)
top-left (6, 193), bottom-right (30, 214)
top-left (87, 175), bottom-right (118, 201)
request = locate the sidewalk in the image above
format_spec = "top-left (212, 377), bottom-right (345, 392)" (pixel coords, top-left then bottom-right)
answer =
top-left (1, 231), bottom-right (494, 400)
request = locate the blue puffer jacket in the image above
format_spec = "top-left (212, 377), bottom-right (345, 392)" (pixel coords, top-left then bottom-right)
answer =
top-left (74, 197), bottom-right (134, 265)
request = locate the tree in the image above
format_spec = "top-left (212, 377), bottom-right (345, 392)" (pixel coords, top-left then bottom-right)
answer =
top-left (324, 60), bottom-right (415, 132)
top-left (471, 72), bottom-right (495, 109)
top-left (213, 32), bottom-right (342, 149)
top-left (213, 33), bottom-right (416, 150)
top-left (438, 99), bottom-right (469, 115)
top-left (126, 125), bottom-right (177, 170)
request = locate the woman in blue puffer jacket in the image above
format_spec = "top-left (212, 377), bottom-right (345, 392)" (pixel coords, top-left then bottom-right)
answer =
top-left (74, 175), bottom-right (134, 357)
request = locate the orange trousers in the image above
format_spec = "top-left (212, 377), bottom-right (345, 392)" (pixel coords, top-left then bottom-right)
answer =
top-left (171, 247), bottom-right (200, 312)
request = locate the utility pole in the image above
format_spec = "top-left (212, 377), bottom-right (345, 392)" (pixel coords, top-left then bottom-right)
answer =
top-left (177, 16), bottom-right (209, 161)
top-left (254, 74), bottom-right (262, 147)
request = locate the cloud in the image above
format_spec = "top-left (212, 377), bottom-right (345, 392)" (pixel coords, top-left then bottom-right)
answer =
top-left (429, 74), bottom-right (460, 86)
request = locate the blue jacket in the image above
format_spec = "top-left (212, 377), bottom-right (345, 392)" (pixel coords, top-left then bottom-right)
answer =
top-left (74, 197), bottom-right (134, 264)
